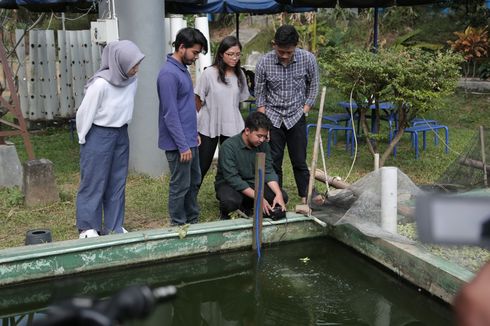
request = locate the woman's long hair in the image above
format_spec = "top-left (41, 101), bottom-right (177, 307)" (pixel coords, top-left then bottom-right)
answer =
top-left (213, 36), bottom-right (245, 89)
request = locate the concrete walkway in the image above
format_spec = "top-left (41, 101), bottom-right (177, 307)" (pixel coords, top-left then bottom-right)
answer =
top-left (231, 15), bottom-right (270, 46)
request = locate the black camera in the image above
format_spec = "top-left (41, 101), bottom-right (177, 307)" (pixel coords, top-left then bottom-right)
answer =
top-left (268, 205), bottom-right (286, 221)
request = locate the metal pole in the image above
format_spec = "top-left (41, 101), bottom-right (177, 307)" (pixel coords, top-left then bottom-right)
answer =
top-left (373, 7), bottom-right (379, 52)
top-left (116, 0), bottom-right (166, 177)
top-left (236, 13), bottom-right (240, 42)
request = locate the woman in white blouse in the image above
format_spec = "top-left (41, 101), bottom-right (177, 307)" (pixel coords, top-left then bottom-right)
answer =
top-left (195, 36), bottom-right (250, 186)
top-left (75, 40), bottom-right (144, 238)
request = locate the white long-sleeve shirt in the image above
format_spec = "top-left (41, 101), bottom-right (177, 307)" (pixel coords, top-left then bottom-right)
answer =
top-left (76, 78), bottom-right (137, 144)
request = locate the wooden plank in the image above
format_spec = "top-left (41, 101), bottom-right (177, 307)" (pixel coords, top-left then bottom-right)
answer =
top-left (69, 30), bottom-right (84, 110)
top-left (57, 30), bottom-right (73, 118)
top-left (45, 30), bottom-right (58, 118)
top-left (91, 37), bottom-right (101, 74)
top-left (80, 30), bottom-right (94, 79)
top-left (28, 30), bottom-right (41, 120)
top-left (37, 31), bottom-right (52, 120)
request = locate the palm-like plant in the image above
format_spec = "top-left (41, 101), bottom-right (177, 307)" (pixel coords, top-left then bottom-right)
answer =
top-left (448, 26), bottom-right (489, 78)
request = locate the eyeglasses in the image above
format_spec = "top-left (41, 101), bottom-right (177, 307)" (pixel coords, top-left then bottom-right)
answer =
top-left (224, 52), bottom-right (241, 59)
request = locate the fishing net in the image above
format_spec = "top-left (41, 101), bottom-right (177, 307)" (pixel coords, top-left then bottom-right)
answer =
top-left (436, 128), bottom-right (490, 191)
top-left (318, 128), bottom-right (490, 271)
top-left (323, 168), bottom-right (422, 243)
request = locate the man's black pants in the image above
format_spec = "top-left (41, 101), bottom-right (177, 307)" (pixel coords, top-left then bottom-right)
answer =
top-left (269, 115), bottom-right (309, 198)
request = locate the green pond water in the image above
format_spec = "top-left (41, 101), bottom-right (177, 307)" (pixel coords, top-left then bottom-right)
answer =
top-left (0, 238), bottom-right (453, 325)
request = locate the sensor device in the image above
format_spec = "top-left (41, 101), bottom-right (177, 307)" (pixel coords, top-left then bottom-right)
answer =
top-left (416, 194), bottom-right (490, 246)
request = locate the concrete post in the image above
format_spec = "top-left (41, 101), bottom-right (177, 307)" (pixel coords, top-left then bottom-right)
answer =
top-left (115, 0), bottom-right (167, 177)
top-left (0, 143), bottom-right (23, 188)
top-left (23, 159), bottom-right (59, 207)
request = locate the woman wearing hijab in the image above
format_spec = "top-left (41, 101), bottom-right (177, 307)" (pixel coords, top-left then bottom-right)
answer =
top-left (194, 36), bottom-right (250, 185)
top-left (76, 40), bottom-right (145, 238)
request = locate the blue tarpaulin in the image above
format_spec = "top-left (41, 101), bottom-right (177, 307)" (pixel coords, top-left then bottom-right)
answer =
top-left (165, 0), bottom-right (314, 14)
top-left (164, 0), bottom-right (314, 42)
top-left (1, 0), bottom-right (314, 13)
top-left (276, 0), bottom-right (447, 8)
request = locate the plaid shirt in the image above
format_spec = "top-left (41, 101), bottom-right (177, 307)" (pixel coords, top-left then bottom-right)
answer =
top-left (254, 48), bottom-right (319, 129)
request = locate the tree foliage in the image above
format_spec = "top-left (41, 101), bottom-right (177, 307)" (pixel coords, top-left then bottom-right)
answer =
top-left (321, 48), bottom-right (462, 166)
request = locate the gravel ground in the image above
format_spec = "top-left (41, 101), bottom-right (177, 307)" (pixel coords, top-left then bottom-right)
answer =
top-left (398, 223), bottom-right (490, 273)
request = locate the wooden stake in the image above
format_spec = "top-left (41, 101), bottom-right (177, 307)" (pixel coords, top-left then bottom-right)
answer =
top-left (480, 126), bottom-right (488, 187)
top-left (300, 86), bottom-right (326, 215)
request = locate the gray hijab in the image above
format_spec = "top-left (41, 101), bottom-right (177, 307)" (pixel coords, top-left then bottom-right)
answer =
top-left (85, 40), bottom-right (145, 90)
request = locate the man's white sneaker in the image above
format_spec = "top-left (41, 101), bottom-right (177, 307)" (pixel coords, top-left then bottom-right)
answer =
top-left (122, 227), bottom-right (128, 234)
top-left (79, 229), bottom-right (99, 239)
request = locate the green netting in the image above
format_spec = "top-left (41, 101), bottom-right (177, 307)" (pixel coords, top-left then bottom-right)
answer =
top-left (437, 128), bottom-right (490, 191)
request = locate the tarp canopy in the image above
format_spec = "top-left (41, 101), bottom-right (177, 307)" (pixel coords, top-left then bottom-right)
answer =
top-left (164, 0), bottom-right (315, 42)
top-left (165, 0), bottom-right (314, 14)
top-left (0, 0), bottom-right (204, 11)
top-left (275, 0), bottom-right (448, 49)
top-left (275, 0), bottom-right (448, 8)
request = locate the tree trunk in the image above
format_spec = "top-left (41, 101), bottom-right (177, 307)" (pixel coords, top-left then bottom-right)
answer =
top-left (380, 127), bottom-right (405, 167)
top-left (361, 109), bottom-right (376, 155)
top-left (314, 168), bottom-right (350, 189)
top-left (379, 104), bottom-right (409, 167)
top-left (459, 158), bottom-right (490, 173)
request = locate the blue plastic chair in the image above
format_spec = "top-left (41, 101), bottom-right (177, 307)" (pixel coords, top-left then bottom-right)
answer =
top-left (392, 124), bottom-right (449, 159)
top-left (322, 113), bottom-right (355, 144)
top-left (306, 123), bottom-right (354, 157)
top-left (411, 118), bottom-right (438, 126)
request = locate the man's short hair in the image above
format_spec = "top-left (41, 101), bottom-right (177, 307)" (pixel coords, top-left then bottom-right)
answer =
top-left (245, 112), bottom-right (272, 132)
top-left (173, 27), bottom-right (208, 54)
top-left (274, 25), bottom-right (299, 47)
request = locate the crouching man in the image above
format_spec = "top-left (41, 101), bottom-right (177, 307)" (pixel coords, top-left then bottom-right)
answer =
top-left (215, 112), bottom-right (288, 219)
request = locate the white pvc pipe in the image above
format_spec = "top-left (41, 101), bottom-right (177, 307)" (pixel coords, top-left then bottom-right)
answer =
top-left (381, 166), bottom-right (397, 234)
top-left (374, 153), bottom-right (379, 171)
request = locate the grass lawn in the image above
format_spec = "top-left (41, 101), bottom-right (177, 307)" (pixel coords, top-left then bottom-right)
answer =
top-left (0, 89), bottom-right (488, 249)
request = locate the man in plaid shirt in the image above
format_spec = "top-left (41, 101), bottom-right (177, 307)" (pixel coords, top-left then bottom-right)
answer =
top-left (254, 25), bottom-right (320, 204)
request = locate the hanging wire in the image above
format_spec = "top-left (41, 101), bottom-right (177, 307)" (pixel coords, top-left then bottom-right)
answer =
top-left (47, 12), bottom-right (54, 30)
top-left (343, 80), bottom-right (359, 183)
top-left (52, 2), bottom-right (97, 21)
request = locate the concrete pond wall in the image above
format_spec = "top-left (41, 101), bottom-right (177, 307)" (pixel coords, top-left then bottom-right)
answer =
top-left (0, 213), bottom-right (474, 305)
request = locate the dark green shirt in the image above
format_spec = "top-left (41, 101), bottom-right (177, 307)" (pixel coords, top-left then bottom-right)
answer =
top-left (215, 133), bottom-right (278, 192)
